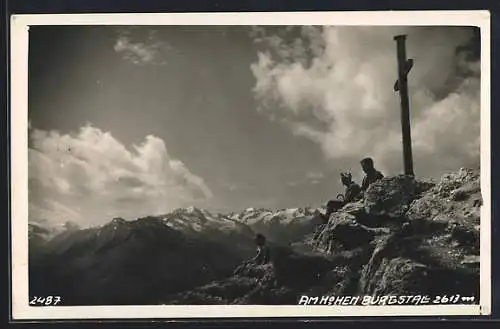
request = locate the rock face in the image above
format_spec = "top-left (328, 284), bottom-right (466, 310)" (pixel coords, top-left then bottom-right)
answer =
top-left (363, 174), bottom-right (435, 218)
top-left (29, 168), bottom-right (482, 306)
top-left (165, 244), bottom-right (339, 305)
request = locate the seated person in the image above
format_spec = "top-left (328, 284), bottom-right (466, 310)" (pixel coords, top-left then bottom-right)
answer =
top-left (360, 157), bottom-right (384, 191)
top-left (252, 233), bottom-right (271, 265)
top-left (340, 172), bottom-right (362, 203)
top-left (233, 233), bottom-right (271, 275)
top-left (321, 172), bottom-right (362, 222)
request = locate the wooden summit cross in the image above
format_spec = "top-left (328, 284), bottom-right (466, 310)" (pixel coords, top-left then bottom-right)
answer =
top-left (393, 34), bottom-right (415, 177)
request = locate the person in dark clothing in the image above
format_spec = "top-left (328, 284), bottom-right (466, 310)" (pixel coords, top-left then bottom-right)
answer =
top-left (360, 157), bottom-right (384, 191)
top-left (321, 172), bottom-right (362, 223)
top-left (340, 172), bottom-right (362, 203)
top-left (251, 233), bottom-right (271, 265)
top-left (233, 233), bottom-right (271, 276)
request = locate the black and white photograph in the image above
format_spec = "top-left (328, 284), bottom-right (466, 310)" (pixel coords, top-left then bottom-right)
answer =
top-left (10, 11), bottom-right (491, 319)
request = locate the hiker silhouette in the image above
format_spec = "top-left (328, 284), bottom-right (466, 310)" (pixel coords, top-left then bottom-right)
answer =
top-left (360, 157), bottom-right (384, 191)
top-left (321, 171), bottom-right (362, 223)
top-left (252, 233), bottom-right (271, 265)
top-left (232, 233), bottom-right (272, 276)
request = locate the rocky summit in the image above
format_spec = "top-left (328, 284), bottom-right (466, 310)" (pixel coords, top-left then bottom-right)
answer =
top-left (29, 168), bottom-right (482, 306)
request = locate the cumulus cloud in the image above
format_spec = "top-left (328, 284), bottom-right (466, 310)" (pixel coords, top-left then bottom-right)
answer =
top-left (306, 171), bottom-right (325, 182)
top-left (28, 124), bottom-right (213, 227)
top-left (250, 26), bottom-right (480, 179)
top-left (114, 29), bottom-right (173, 66)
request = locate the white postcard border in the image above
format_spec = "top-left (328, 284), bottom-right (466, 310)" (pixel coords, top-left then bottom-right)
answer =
top-left (10, 10), bottom-right (492, 320)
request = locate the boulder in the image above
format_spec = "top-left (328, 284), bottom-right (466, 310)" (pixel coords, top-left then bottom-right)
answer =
top-left (315, 213), bottom-right (374, 253)
top-left (361, 256), bottom-right (430, 296)
top-left (406, 168), bottom-right (481, 254)
top-left (315, 210), bottom-right (392, 255)
top-left (340, 200), bottom-right (366, 218)
top-left (363, 175), bottom-right (435, 218)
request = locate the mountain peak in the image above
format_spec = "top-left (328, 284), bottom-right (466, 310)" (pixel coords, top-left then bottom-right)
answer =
top-left (186, 206), bottom-right (197, 213)
top-left (110, 217), bottom-right (127, 225)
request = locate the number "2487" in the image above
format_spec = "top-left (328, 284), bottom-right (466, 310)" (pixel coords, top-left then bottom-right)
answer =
top-left (29, 296), bottom-right (62, 306)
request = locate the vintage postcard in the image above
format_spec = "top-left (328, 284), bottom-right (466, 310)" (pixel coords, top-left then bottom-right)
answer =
top-left (10, 10), bottom-right (491, 320)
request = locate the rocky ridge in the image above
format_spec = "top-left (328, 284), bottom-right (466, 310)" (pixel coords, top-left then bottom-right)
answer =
top-left (165, 168), bottom-right (481, 305)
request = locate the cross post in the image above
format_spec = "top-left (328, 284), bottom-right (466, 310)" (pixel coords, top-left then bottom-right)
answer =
top-left (394, 34), bottom-right (415, 177)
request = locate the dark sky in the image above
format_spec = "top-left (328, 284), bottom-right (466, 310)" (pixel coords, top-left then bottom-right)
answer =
top-left (27, 25), bottom-right (481, 226)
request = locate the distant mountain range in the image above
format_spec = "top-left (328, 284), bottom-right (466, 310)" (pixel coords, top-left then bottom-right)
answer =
top-left (28, 205), bottom-right (323, 305)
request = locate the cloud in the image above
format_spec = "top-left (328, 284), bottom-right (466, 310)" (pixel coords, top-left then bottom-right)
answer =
top-left (28, 124), bottom-right (213, 227)
top-left (306, 171), bottom-right (325, 180)
top-left (250, 26), bottom-right (480, 179)
top-left (114, 29), bottom-right (173, 66)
